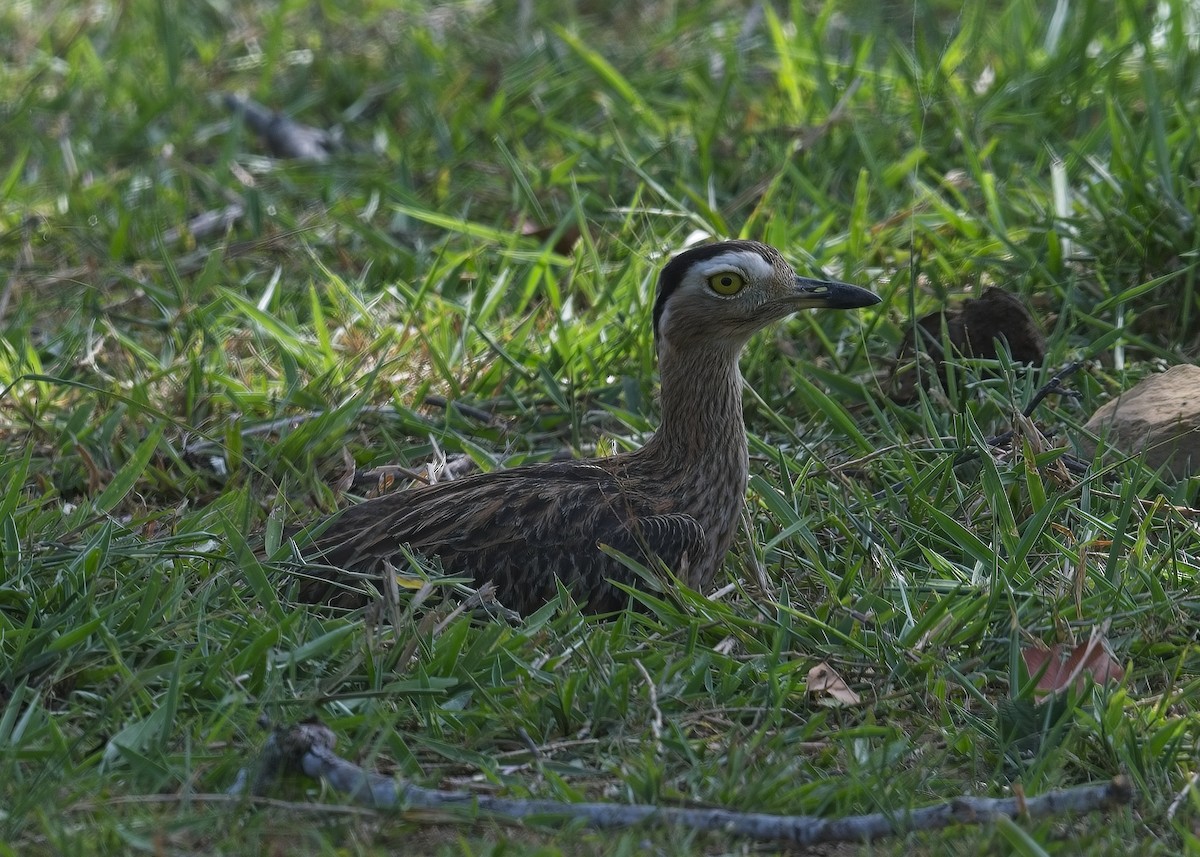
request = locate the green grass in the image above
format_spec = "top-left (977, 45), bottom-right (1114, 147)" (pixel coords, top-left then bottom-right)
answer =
top-left (2, 0), bottom-right (1200, 853)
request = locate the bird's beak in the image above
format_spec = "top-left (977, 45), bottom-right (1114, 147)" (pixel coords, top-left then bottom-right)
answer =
top-left (791, 276), bottom-right (882, 310)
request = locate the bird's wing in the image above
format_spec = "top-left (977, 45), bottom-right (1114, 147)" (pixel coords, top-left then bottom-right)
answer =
top-left (292, 460), bottom-right (703, 613)
top-left (598, 513), bottom-right (707, 574)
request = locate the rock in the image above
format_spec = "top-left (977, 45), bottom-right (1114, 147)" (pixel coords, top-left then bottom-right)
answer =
top-left (1079, 364), bottom-right (1200, 479)
top-left (889, 288), bottom-right (1046, 403)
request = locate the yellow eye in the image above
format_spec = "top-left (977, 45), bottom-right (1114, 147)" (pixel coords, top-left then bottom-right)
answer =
top-left (707, 271), bottom-right (746, 296)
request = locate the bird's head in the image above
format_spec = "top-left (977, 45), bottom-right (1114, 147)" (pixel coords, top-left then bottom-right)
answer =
top-left (652, 240), bottom-right (881, 352)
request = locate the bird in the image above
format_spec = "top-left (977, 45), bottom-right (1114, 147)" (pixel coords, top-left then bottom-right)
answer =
top-left (288, 240), bottom-right (880, 614)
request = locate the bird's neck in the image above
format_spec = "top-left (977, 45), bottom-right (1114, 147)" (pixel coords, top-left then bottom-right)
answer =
top-left (641, 339), bottom-right (749, 477)
top-left (622, 337), bottom-right (753, 593)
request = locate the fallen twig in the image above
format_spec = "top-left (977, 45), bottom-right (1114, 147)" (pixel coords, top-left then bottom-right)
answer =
top-left (422, 394), bottom-right (499, 425)
top-left (183, 397), bottom-right (496, 459)
top-left (868, 360), bottom-right (1087, 502)
top-left (231, 721), bottom-right (1132, 845)
top-left (225, 93), bottom-right (341, 162)
top-left (182, 405), bottom-right (394, 456)
top-left (160, 203), bottom-right (245, 245)
top-left (984, 360), bottom-right (1085, 449)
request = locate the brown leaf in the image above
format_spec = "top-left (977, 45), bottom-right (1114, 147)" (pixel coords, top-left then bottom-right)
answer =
top-left (1022, 631), bottom-right (1125, 700)
top-left (519, 219), bottom-right (582, 256)
top-left (807, 662), bottom-right (861, 705)
top-left (335, 445), bottom-right (356, 495)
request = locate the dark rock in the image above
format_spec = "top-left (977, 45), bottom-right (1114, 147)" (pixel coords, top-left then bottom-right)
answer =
top-left (889, 287), bottom-right (1046, 403)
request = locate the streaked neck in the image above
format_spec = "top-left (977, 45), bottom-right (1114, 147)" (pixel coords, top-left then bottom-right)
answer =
top-left (641, 338), bottom-right (748, 466)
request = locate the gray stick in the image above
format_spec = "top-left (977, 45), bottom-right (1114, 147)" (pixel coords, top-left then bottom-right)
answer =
top-left (232, 721), bottom-right (1133, 845)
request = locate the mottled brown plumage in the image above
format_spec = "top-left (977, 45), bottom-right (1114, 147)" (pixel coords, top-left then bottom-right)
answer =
top-left (292, 241), bottom-right (880, 613)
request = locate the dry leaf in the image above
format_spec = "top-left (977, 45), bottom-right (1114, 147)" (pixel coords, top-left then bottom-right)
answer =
top-left (1022, 631), bottom-right (1125, 700)
top-left (335, 445), bottom-right (356, 495)
top-left (807, 662), bottom-right (861, 705)
top-left (519, 219), bottom-right (582, 255)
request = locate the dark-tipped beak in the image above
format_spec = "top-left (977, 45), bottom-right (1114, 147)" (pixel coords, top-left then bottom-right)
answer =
top-left (793, 276), bottom-right (882, 309)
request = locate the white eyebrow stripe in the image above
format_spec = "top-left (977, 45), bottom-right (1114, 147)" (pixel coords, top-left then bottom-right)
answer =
top-left (691, 251), bottom-right (775, 281)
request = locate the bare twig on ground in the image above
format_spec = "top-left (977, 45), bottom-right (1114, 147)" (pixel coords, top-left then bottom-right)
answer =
top-left (422, 394), bottom-right (499, 425)
top-left (183, 396), bottom-right (496, 459)
top-left (182, 405), bottom-right (395, 456)
top-left (230, 721), bottom-right (1132, 845)
top-left (225, 93), bottom-right (341, 162)
top-left (984, 360), bottom-right (1085, 449)
top-left (868, 360), bottom-right (1087, 502)
top-left (160, 203), bottom-right (245, 244)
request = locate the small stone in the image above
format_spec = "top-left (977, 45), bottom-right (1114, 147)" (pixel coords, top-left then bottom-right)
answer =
top-left (1079, 364), bottom-right (1200, 479)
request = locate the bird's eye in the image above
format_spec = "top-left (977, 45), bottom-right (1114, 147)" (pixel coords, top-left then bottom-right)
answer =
top-left (707, 272), bottom-right (746, 296)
